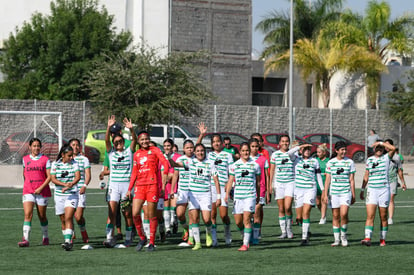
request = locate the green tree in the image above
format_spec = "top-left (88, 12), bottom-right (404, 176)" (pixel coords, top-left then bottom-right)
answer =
top-left (85, 46), bottom-right (213, 129)
top-left (265, 33), bottom-right (386, 107)
top-left (255, 0), bottom-right (343, 59)
top-left (320, 0), bottom-right (414, 108)
top-left (386, 71), bottom-right (414, 125)
top-left (0, 0), bottom-right (131, 100)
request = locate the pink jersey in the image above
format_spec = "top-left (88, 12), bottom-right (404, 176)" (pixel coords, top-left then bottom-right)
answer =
top-left (253, 154), bottom-right (268, 198)
top-left (22, 154), bottom-right (51, 197)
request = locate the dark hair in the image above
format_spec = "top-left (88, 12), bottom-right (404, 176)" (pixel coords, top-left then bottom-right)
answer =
top-left (250, 133), bottom-right (263, 142)
top-left (149, 140), bottom-right (157, 147)
top-left (56, 144), bottom-right (73, 161)
top-left (194, 143), bottom-right (206, 160)
top-left (210, 134), bottom-right (222, 144)
top-left (137, 130), bottom-right (149, 138)
top-left (29, 137), bottom-right (42, 147)
top-left (173, 144), bottom-right (179, 151)
top-left (248, 138), bottom-right (259, 145)
top-left (384, 139), bottom-right (394, 145)
top-left (335, 141), bottom-right (347, 151)
top-left (68, 138), bottom-right (81, 146)
top-left (371, 129), bottom-right (376, 134)
top-left (112, 134), bottom-right (125, 143)
top-left (223, 137), bottom-right (231, 142)
top-left (163, 138), bottom-right (174, 146)
top-left (239, 142), bottom-right (250, 151)
top-left (183, 139), bottom-right (194, 146)
top-left (280, 134), bottom-right (290, 143)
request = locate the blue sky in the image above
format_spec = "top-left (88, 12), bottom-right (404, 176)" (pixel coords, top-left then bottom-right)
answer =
top-left (252, 0), bottom-right (414, 57)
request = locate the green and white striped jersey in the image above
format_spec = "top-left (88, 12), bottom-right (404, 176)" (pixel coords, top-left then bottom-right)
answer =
top-left (174, 155), bottom-right (193, 192)
top-left (208, 151), bottom-right (234, 187)
top-left (51, 159), bottom-right (79, 196)
top-left (230, 158), bottom-right (261, 200)
top-left (74, 154), bottom-right (90, 188)
top-left (294, 158), bottom-right (322, 189)
top-left (366, 154), bottom-right (390, 188)
top-left (326, 157), bottom-right (355, 195)
top-left (108, 148), bottom-right (133, 186)
top-left (270, 150), bottom-right (294, 184)
top-left (188, 158), bottom-right (217, 193)
top-left (388, 154), bottom-right (401, 184)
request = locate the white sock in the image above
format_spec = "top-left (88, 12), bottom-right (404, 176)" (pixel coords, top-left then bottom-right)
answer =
top-left (144, 220), bottom-right (151, 239)
top-left (286, 216), bottom-right (292, 232)
top-left (193, 225), bottom-right (201, 244)
top-left (125, 228), bottom-right (132, 241)
top-left (41, 225), bottom-right (48, 238)
top-left (279, 217), bottom-right (287, 234)
top-left (170, 209), bottom-right (177, 224)
top-left (333, 226), bottom-right (340, 241)
top-left (302, 221), bottom-right (310, 240)
top-left (164, 209), bottom-right (171, 231)
top-left (243, 228), bottom-right (252, 246)
top-left (106, 227), bottom-right (113, 241)
top-left (189, 224), bottom-right (194, 238)
top-left (64, 229), bottom-right (73, 243)
top-left (365, 226), bottom-right (373, 239)
top-left (23, 224), bottom-right (31, 241)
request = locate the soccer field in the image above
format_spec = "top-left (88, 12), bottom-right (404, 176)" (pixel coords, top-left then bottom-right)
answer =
top-left (1, 188), bottom-right (413, 275)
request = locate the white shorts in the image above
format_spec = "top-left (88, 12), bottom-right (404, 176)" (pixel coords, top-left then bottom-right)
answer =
top-left (176, 190), bottom-right (190, 205)
top-left (78, 193), bottom-right (86, 208)
top-left (211, 185), bottom-right (228, 207)
top-left (55, 193), bottom-right (79, 215)
top-left (390, 182), bottom-right (398, 195)
top-left (232, 198), bottom-right (256, 214)
top-left (22, 194), bottom-right (49, 206)
top-left (188, 191), bottom-right (212, 211)
top-left (274, 182), bottom-right (294, 200)
top-left (294, 187), bottom-right (316, 208)
top-left (157, 198), bottom-right (164, 210)
top-left (330, 192), bottom-right (352, 208)
top-left (107, 183), bottom-right (129, 202)
top-left (366, 187), bottom-right (390, 208)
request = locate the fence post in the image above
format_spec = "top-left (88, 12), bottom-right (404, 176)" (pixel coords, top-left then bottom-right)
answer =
top-left (256, 106), bottom-right (259, 133)
top-left (34, 99), bottom-right (37, 137)
top-left (82, 101), bottom-right (86, 149)
top-left (214, 105), bottom-right (217, 132)
top-left (365, 109), bottom-right (368, 160)
top-left (329, 108), bottom-right (333, 155)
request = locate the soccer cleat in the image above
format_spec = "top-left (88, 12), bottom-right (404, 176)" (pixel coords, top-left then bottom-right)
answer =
top-left (287, 230), bottom-right (294, 239)
top-left (124, 239), bottom-right (133, 247)
top-left (361, 238), bottom-right (371, 247)
top-left (135, 238), bottom-right (147, 252)
top-left (187, 237), bottom-right (194, 246)
top-left (182, 229), bottom-right (189, 242)
top-left (42, 238), bottom-right (49, 246)
top-left (278, 233), bottom-right (287, 239)
top-left (116, 233), bottom-right (123, 241)
top-left (81, 231), bottom-right (89, 243)
top-left (380, 239), bottom-right (386, 247)
top-left (206, 232), bottom-right (213, 247)
top-left (300, 239), bottom-right (310, 246)
top-left (341, 235), bottom-right (349, 247)
top-left (18, 239), bottom-right (30, 247)
top-left (238, 244), bottom-right (249, 251)
top-left (172, 222), bottom-right (178, 234)
top-left (103, 238), bottom-right (116, 248)
top-left (331, 240), bottom-right (340, 247)
top-left (166, 230), bottom-right (172, 238)
top-left (160, 231), bottom-right (166, 242)
top-left (178, 241), bottom-right (191, 247)
top-left (388, 218), bottom-right (393, 225)
top-left (62, 242), bottom-right (73, 251)
top-left (319, 217), bottom-right (326, 225)
top-left (192, 243), bottom-right (202, 251)
top-left (146, 243), bottom-right (155, 252)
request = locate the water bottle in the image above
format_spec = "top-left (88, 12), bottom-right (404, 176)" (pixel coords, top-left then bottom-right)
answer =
top-left (99, 181), bottom-right (106, 190)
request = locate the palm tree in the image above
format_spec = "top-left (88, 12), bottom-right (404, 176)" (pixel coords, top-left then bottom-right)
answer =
top-left (264, 33), bottom-right (386, 108)
top-left (255, 0), bottom-right (343, 59)
top-left (320, 0), bottom-right (414, 108)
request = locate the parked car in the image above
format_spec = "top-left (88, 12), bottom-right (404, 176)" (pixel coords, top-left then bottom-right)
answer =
top-left (1, 131), bottom-right (100, 164)
top-left (262, 133), bottom-right (317, 156)
top-left (302, 133), bottom-right (365, 163)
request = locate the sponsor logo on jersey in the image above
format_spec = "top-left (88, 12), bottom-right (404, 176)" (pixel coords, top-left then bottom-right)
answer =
top-left (140, 156), bottom-right (148, 165)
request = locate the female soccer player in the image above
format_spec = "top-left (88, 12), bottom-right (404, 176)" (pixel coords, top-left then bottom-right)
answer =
top-left (51, 144), bottom-right (80, 251)
top-left (250, 133), bottom-right (270, 164)
top-left (127, 131), bottom-right (169, 252)
top-left (19, 138), bottom-right (52, 247)
top-left (316, 144), bottom-right (329, 224)
top-left (322, 141), bottom-right (355, 247)
top-left (170, 140), bottom-right (195, 245)
top-left (197, 123), bottom-right (233, 246)
top-left (288, 144), bottom-right (324, 245)
top-left (360, 141), bottom-right (396, 247)
top-left (249, 138), bottom-right (269, 244)
top-left (103, 116), bottom-right (137, 248)
top-left (225, 142), bottom-right (261, 251)
top-left (163, 139), bottom-right (181, 236)
top-left (68, 138), bottom-right (91, 243)
top-left (269, 135), bottom-right (294, 239)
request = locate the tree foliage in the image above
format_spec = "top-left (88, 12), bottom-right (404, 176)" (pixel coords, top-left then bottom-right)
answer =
top-left (86, 45), bottom-right (213, 129)
top-left (0, 0), bottom-right (131, 100)
top-left (386, 70), bottom-right (414, 125)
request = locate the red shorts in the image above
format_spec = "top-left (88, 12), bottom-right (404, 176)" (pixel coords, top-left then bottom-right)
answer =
top-left (134, 184), bottom-right (159, 203)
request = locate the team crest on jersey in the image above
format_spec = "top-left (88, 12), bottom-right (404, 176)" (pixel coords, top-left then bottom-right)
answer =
top-left (140, 156), bottom-right (148, 165)
top-left (310, 199), bottom-right (315, 204)
top-left (71, 201), bottom-right (75, 206)
top-left (153, 195), bottom-right (157, 201)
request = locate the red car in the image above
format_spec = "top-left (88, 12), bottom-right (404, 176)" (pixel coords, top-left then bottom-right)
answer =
top-left (302, 133), bottom-right (365, 163)
top-left (1, 131), bottom-right (100, 164)
top-left (262, 133), bottom-right (317, 156)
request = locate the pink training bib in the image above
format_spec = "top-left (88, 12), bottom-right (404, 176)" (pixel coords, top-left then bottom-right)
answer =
top-left (23, 155), bottom-right (51, 198)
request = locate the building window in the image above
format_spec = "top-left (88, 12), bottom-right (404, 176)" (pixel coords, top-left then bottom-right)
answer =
top-left (252, 77), bottom-right (285, 106)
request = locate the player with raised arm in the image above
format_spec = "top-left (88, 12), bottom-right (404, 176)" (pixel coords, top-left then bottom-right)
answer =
top-left (225, 142), bottom-right (261, 251)
top-left (269, 135), bottom-right (294, 239)
top-left (360, 141), bottom-right (396, 247)
top-left (103, 116), bottom-right (137, 248)
top-left (288, 144), bottom-right (324, 246)
top-left (322, 141), bottom-right (356, 247)
top-left (127, 131), bottom-right (169, 252)
top-left (51, 144), bottom-right (80, 251)
top-left (18, 138), bottom-right (52, 247)
top-left (196, 122), bottom-right (233, 246)
top-left (68, 138), bottom-right (91, 243)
